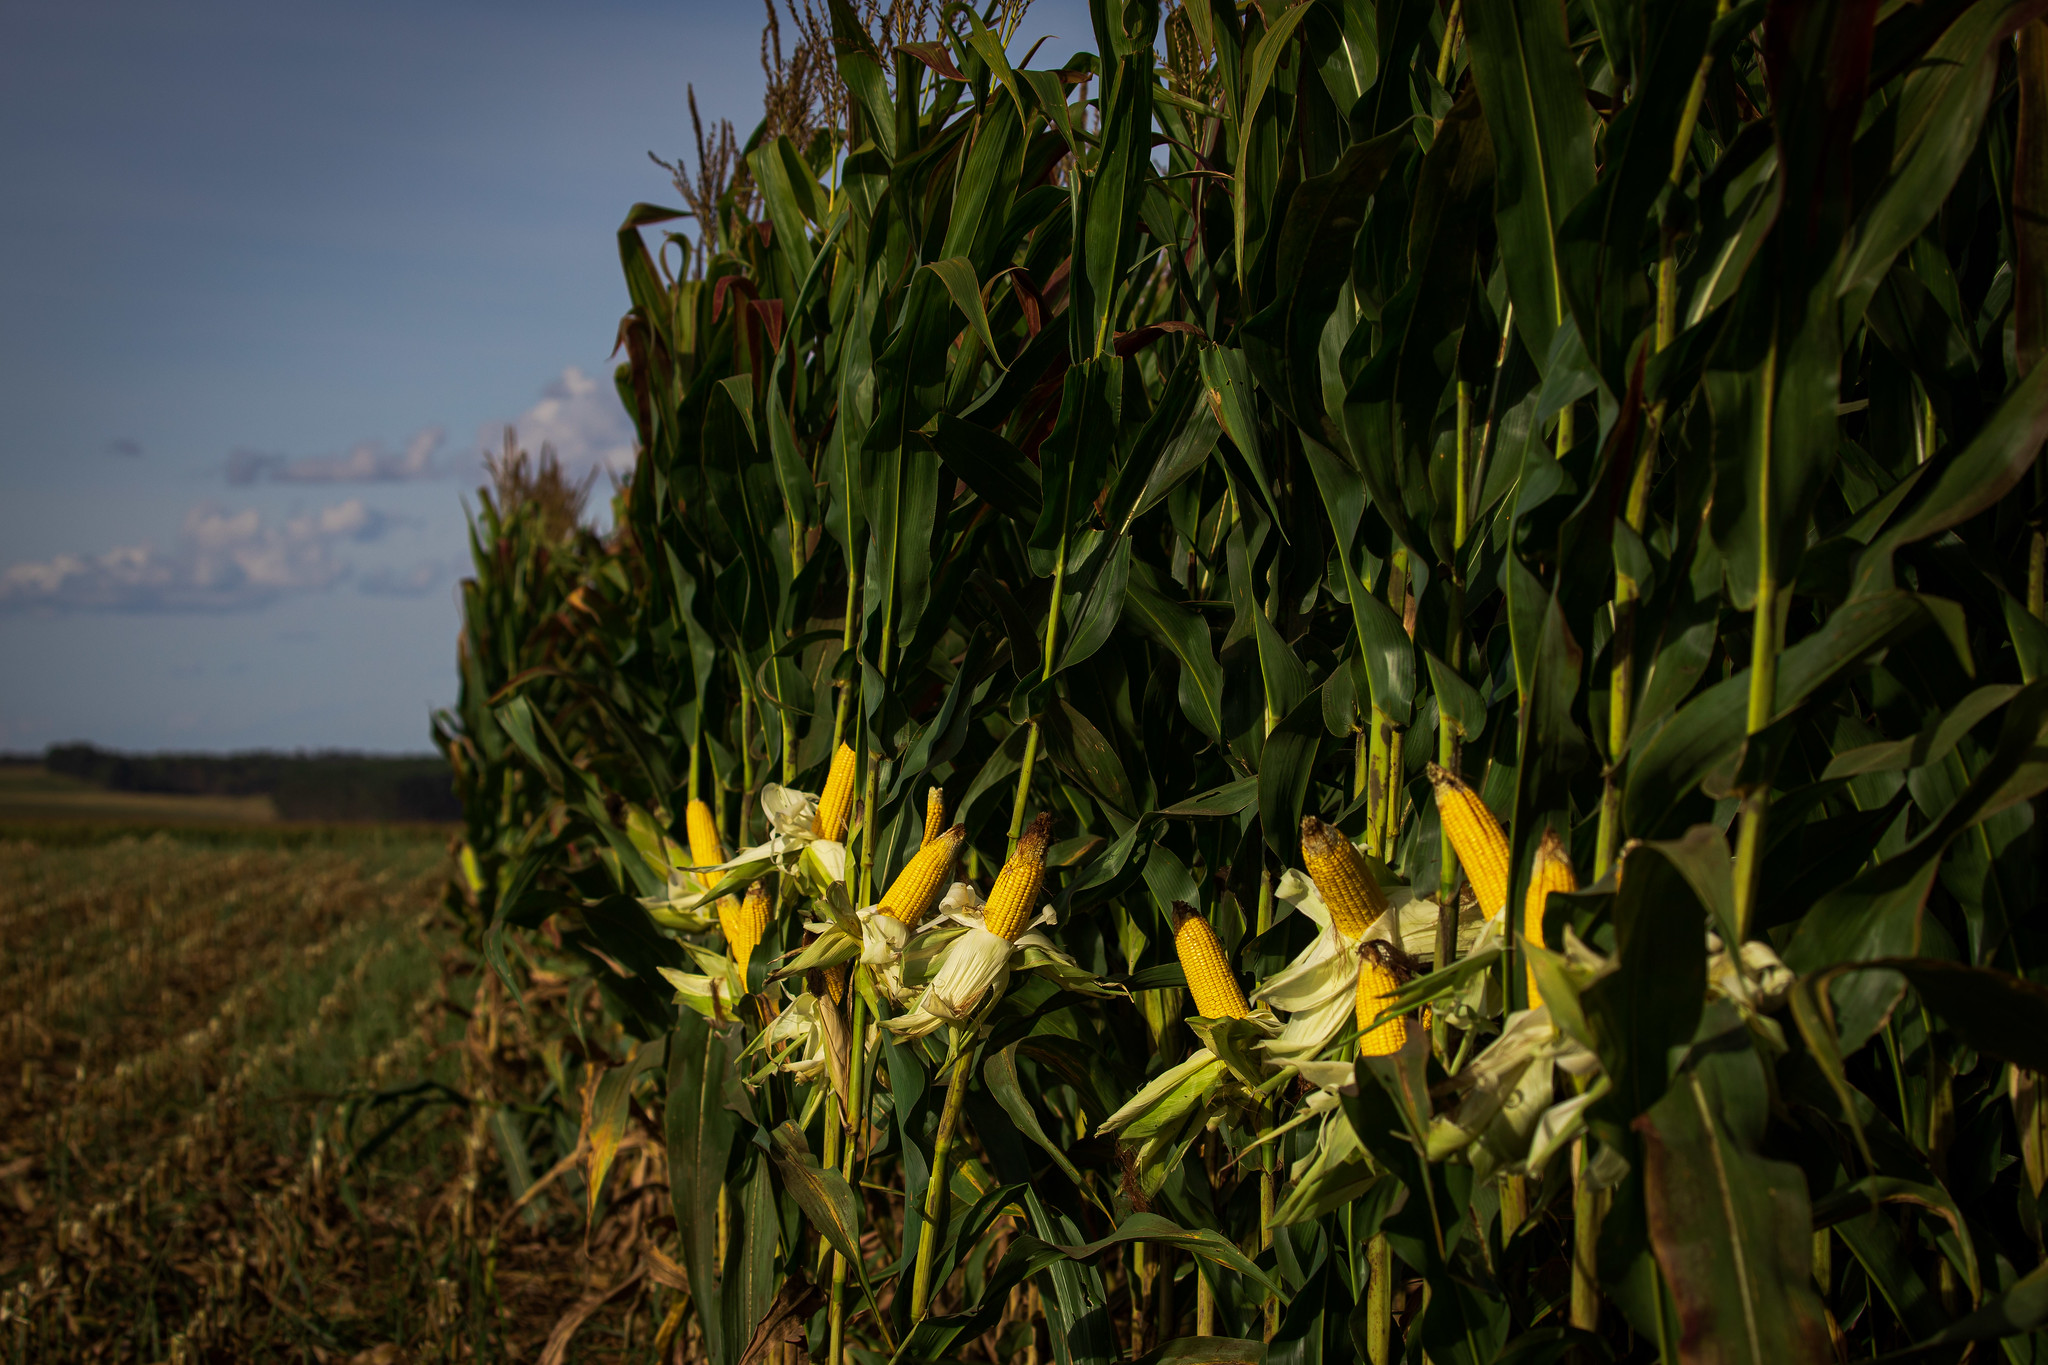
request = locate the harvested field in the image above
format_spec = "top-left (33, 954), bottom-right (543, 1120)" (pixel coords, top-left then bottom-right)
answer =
top-left (0, 828), bottom-right (666, 1364)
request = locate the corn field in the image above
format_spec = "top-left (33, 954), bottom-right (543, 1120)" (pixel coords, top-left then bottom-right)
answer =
top-left (437, 0), bottom-right (2048, 1361)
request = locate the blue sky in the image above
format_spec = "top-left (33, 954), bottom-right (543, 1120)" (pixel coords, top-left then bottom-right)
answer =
top-left (0, 0), bottom-right (1090, 753)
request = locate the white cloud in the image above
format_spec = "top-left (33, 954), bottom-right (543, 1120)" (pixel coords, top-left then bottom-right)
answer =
top-left (358, 558), bottom-right (446, 598)
top-left (486, 366), bottom-right (635, 476)
top-left (227, 425), bottom-right (446, 484)
top-left (0, 499), bottom-right (390, 613)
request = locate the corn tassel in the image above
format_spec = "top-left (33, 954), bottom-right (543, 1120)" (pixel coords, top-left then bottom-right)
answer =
top-left (1428, 764), bottom-right (1509, 918)
top-left (879, 825), bottom-right (964, 926)
top-left (1300, 816), bottom-right (1388, 939)
top-left (722, 879), bottom-right (772, 978)
top-left (1355, 948), bottom-right (1409, 1057)
top-left (815, 743), bottom-right (858, 842)
top-left (1171, 902), bottom-right (1247, 1020)
top-left (1524, 829), bottom-right (1576, 1009)
top-left (983, 813), bottom-right (1051, 941)
top-left (921, 787), bottom-right (947, 847)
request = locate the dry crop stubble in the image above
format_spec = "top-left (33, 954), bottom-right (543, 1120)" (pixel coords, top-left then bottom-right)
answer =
top-left (1, 830), bottom-right (652, 1362)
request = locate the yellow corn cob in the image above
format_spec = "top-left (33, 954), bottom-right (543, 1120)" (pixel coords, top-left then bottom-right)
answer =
top-left (721, 879), bottom-right (772, 977)
top-left (1523, 828), bottom-right (1577, 1009)
top-left (686, 798), bottom-right (725, 892)
top-left (813, 743), bottom-right (858, 843)
top-left (1428, 763), bottom-right (1509, 918)
top-left (922, 787), bottom-right (947, 847)
top-left (1171, 902), bottom-right (1248, 1020)
top-left (879, 824), bottom-right (964, 926)
top-left (1300, 816), bottom-right (1388, 939)
top-left (820, 961), bottom-right (848, 1006)
top-left (1355, 947), bottom-right (1409, 1057)
top-left (983, 814), bottom-right (1052, 941)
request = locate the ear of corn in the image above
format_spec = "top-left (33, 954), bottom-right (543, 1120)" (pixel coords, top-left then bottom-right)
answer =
top-left (1355, 949), bottom-right (1409, 1057)
top-left (721, 879), bottom-right (772, 978)
top-left (1428, 764), bottom-right (1509, 918)
top-left (982, 814), bottom-right (1052, 941)
top-left (813, 743), bottom-right (858, 843)
top-left (879, 825), bottom-right (964, 926)
top-left (1523, 829), bottom-right (1577, 1009)
top-left (1300, 816), bottom-right (1388, 939)
top-left (817, 961), bottom-right (848, 1006)
top-left (686, 798), bottom-right (725, 892)
top-left (1172, 902), bottom-right (1247, 1020)
top-left (921, 787), bottom-right (947, 847)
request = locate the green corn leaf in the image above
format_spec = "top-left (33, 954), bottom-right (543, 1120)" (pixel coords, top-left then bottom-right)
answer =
top-left (1462, 0), bottom-right (1595, 371)
top-left (1637, 1048), bottom-right (1836, 1365)
top-left (667, 1011), bottom-right (738, 1365)
top-left (1232, 0), bottom-right (1316, 288)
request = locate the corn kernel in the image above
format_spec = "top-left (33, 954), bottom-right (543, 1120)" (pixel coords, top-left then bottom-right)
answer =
top-left (983, 814), bottom-right (1052, 941)
top-left (1523, 828), bottom-right (1576, 1009)
top-left (1301, 816), bottom-right (1387, 939)
top-left (722, 879), bottom-right (773, 978)
top-left (1171, 902), bottom-right (1247, 1020)
top-left (1356, 947), bottom-right (1409, 1057)
top-left (880, 824), bottom-right (964, 926)
top-left (1428, 764), bottom-right (1509, 918)
top-left (814, 743), bottom-right (858, 843)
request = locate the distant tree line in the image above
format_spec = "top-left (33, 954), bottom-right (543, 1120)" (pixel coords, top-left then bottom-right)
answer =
top-left (40, 744), bottom-right (459, 822)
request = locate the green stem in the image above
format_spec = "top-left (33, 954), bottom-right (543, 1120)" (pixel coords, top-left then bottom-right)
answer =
top-left (1009, 531), bottom-right (1069, 855)
top-left (829, 1253), bottom-right (848, 1365)
top-left (911, 1041), bottom-right (978, 1320)
top-left (1382, 720), bottom-right (1403, 860)
top-left (842, 992), bottom-right (868, 1180)
top-left (1733, 566), bottom-right (1779, 942)
top-left (1656, 0), bottom-right (1729, 350)
top-left (1367, 708), bottom-right (1391, 859)
top-left (1434, 0), bottom-right (1462, 85)
top-left (818, 1074), bottom-right (844, 1274)
top-left (1569, 1138), bottom-right (1604, 1331)
top-left (738, 684), bottom-right (755, 844)
top-left (831, 570), bottom-right (859, 756)
top-left (689, 706), bottom-right (705, 805)
top-left (1500, 1172), bottom-right (1529, 1240)
top-left (1598, 392), bottom-right (1662, 881)
top-left (1366, 1233), bottom-right (1392, 1365)
top-left (1260, 1144), bottom-right (1277, 1342)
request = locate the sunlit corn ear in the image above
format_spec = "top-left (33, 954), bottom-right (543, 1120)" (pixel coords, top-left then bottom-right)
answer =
top-left (879, 824), bottom-right (964, 926)
top-left (1171, 901), bottom-right (1247, 1020)
top-left (686, 798), bottom-right (726, 892)
top-left (1427, 763), bottom-right (1508, 918)
top-left (921, 787), bottom-right (947, 846)
top-left (1355, 942), bottom-right (1410, 1057)
top-left (813, 743), bottom-right (858, 843)
top-left (982, 814), bottom-right (1052, 941)
top-left (1300, 816), bottom-right (1387, 939)
top-left (721, 879), bottom-right (772, 978)
top-left (1523, 829), bottom-right (1577, 1009)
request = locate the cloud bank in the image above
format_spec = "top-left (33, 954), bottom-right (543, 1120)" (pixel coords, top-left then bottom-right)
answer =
top-left (227, 425), bottom-right (446, 485)
top-left (0, 500), bottom-right (393, 613)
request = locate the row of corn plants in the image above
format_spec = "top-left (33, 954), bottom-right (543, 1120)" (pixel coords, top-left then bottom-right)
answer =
top-left (439, 0), bottom-right (2048, 1359)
